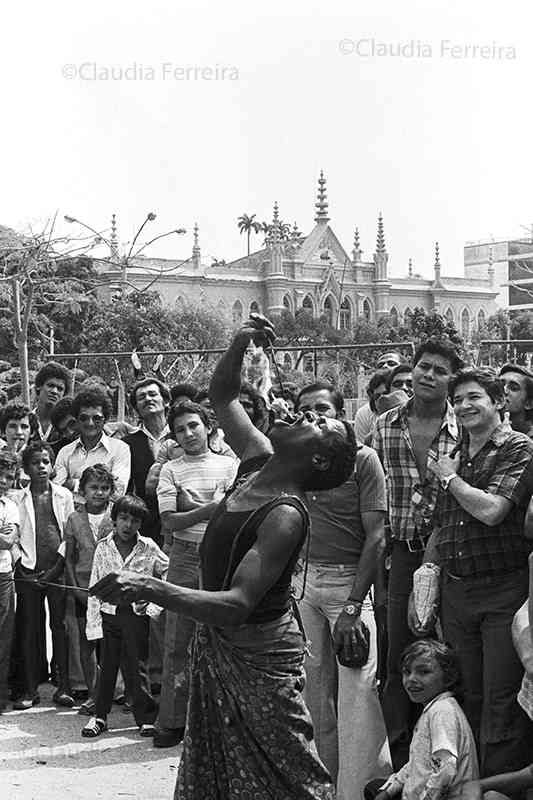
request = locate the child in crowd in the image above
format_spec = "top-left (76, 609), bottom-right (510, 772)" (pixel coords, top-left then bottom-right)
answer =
top-left (0, 450), bottom-right (20, 711)
top-left (0, 402), bottom-right (34, 487)
top-left (64, 464), bottom-right (115, 715)
top-left (365, 640), bottom-right (478, 800)
top-left (12, 442), bottom-right (75, 709)
top-left (82, 494), bottom-right (168, 738)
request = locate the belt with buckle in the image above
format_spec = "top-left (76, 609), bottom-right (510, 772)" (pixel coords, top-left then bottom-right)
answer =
top-left (394, 535), bottom-right (429, 553)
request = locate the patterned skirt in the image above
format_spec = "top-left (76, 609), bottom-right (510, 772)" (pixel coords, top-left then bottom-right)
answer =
top-left (175, 611), bottom-right (335, 800)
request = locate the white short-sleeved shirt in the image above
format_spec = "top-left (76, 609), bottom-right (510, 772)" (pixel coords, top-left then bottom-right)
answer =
top-left (397, 692), bottom-right (479, 800)
top-left (0, 494), bottom-right (20, 573)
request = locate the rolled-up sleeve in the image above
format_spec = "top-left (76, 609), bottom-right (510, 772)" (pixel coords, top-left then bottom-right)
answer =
top-left (157, 463), bottom-right (179, 515)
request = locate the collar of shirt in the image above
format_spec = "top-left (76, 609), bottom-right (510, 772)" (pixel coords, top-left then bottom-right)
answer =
top-left (72, 433), bottom-right (112, 455)
top-left (138, 422), bottom-right (170, 444)
top-left (32, 409), bottom-right (53, 441)
top-left (390, 397), bottom-right (458, 438)
top-left (420, 690), bottom-right (454, 716)
top-left (459, 421), bottom-right (511, 456)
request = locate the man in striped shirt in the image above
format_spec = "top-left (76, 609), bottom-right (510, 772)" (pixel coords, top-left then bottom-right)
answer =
top-left (372, 337), bottom-right (462, 768)
top-left (154, 400), bottom-right (237, 748)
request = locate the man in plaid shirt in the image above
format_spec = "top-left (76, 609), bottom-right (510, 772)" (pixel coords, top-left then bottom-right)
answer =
top-left (430, 367), bottom-right (533, 777)
top-left (373, 338), bottom-right (462, 768)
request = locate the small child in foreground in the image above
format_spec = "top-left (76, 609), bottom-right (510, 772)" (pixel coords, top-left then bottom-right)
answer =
top-left (365, 640), bottom-right (479, 800)
top-left (64, 464), bottom-right (115, 715)
top-left (82, 494), bottom-right (168, 738)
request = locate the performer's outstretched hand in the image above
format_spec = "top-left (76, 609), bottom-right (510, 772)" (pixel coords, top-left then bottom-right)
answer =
top-left (89, 570), bottom-right (147, 604)
top-left (237, 313), bottom-right (276, 348)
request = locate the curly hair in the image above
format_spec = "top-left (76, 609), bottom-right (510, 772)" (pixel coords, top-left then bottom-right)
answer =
top-left (0, 402), bottom-right (32, 433)
top-left (72, 388), bottom-right (112, 420)
top-left (79, 463), bottom-right (115, 493)
top-left (449, 367), bottom-right (504, 405)
top-left (21, 441), bottom-right (55, 471)
top-left (34, 361), bottom-right (70, 391)
top-left (130, 378), bottom-right (172, 411)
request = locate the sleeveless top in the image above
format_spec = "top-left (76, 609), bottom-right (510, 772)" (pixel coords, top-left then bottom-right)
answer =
top-left (199, 456), bottom-right (309, 624)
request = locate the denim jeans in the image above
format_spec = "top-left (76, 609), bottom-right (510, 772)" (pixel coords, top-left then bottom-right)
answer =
top-left (0, 573), bottom-right (15, 706)
top-left (441, 568), bottom-right (533, 776)
top-left (294, 563), bottom-right (391, 800)
top-left (157, 538), bottom-right (200, 730)
top-left (380, 541), bottom-right (424, 767)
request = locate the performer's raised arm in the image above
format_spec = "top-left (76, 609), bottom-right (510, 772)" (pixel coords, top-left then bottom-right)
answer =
top-left (209, 314), bottom-right (275, 461)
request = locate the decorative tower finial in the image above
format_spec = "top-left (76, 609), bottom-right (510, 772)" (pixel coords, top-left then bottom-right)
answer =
top-left (291, 221), bottom-right (301, 240)
top-left (434, 241), bottom-right (441, 283)
top-left (314, 170), bottom-right (330, 223)
top-left (110, 213), bottom-right (119, 261)
top-left (376, 213), bottom-right (386, 254)
top-left (488, 246), bottom-right (494, 288)
top-left (352, 227), bottom-right (362, 262)
top-left (192, 222), bottom-right (200, 269)
top-left (408, 257), bottom-right (413, 278)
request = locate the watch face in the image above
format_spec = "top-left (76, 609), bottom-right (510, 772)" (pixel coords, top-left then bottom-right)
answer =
top-left (344, 604), bottom-right (356, 615)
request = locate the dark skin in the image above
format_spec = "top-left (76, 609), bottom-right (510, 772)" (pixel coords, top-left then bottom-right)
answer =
top-left (90, 315), bottom-right (349, 628)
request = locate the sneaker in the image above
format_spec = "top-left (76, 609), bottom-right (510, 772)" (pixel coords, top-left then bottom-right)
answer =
top-left (81, 716), bottom-right (107, 738)
top-left (139, 724), bottom-right (156, 737)
top-left (12, 696), bottom-right (33, 710)
top-left (53, 690), bottom-right (75, 708)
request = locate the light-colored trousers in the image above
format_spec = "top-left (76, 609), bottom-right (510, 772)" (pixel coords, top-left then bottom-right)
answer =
top-left (294, 563), bottom-right (392, 800)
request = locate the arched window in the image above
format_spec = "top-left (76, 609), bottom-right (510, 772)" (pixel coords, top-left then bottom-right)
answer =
top-left (324, 296), bottom-right (335, 327)
top-left (389, 306), bottom-right (399, 328)
top-left (445, 307), bottom-right (454, 324)
top-left (250, 300), bottom-right (260, 315)
top-left (477, 308), bottom-right (486, 330)
top-left (232, 300), bottom-right (243, 325)
top-left (176, 295), bottom-right (185, 309)
top-left (461, 308), bottom-right (470, 340)
top-left (283, 352), bottom-right (292, 370)
top-left (302, 295), bottom-right (314, 315)
top-left (283, 294), bottom-right (292, 312)
top-left (339, 298), bottom-right (351, 330)
top-left (363, 298), bottom-right (372, 322)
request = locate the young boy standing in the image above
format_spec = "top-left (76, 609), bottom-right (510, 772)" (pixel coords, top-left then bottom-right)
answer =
top-left (0, 450), bottom-right (19, 711)
top-left (64, 464), bottom-right (115, 715)
top-left (154, 400), bottom-right (237, 747)
top-left (12, 442), bottom-right (75, 709)
top-left (82, 495), bottom-right (168, 738)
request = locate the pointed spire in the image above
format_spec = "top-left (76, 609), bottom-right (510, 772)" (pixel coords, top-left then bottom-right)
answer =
top-left (110, 213), bottom-right (119, 261)
top-left (266, 202), bottom-right (281, 244)
top-left (434, 241), bottom-right (441, 282)
top-left (408, 258), bottom-right (413, 278)
top-left (352, 227), bottom-right (362, 262)
top-left (314, 170), bottom-right (330, 223)
top-left (192, 222), bottom-right (200, 268)
top-left (488, 246), bottom-right (494, 287)
top-left (375, 213), bottom-right (386, 254)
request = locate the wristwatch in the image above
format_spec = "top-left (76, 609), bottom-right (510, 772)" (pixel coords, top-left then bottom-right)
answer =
top-left (441, 472), bottom-right (458, 490)
top-left (343, 601), bottom-right (363, 616)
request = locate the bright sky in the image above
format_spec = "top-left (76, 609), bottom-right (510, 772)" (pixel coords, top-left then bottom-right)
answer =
top-left (2, 1), bottom-right (531, 279)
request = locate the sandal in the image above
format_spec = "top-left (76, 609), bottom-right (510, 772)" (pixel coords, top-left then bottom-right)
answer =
top-left (78, 699), bottom-right (96, 716)
top-left (139, 723), bottom-right (156, 737)
top-left (81, 716), bottom-right (107, 737)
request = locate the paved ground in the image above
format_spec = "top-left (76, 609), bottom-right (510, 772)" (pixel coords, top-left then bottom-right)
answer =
top-left (0, 684), bottom-right (180, 800)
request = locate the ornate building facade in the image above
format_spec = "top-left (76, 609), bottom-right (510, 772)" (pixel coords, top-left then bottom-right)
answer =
top-left (98, 173), bottom-right (497, 341)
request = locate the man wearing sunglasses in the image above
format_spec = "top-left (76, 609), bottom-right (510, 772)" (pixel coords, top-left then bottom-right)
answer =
top-left (54, 388), bottom-right (131, 501)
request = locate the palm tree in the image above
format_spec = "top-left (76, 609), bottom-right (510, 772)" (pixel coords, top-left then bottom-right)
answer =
top-left (237, 213), bottom-right (262, 256)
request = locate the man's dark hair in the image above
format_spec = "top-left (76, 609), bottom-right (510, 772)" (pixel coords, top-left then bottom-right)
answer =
top-left (400, 639), bottom-right (462, 694)
top-left (111, 493), bottom-right (149, 523)
top-left (413, 338), bottom-right (463, 374)
top-left (194, 387), bottom-right (209, 404)
top-left (50, 397), bottom-right (74, 429)
top-left (22, 441), bottom-right (55, 471)
top-left (72, 388), bottom-right (112, 420)
top-left (34, 361), bottom-right (70, 391)
top-left (169, 382), bottom-right (197, 404)
top-left (168, 400), bottom-right (211, 432)
top-left (0, 402), bottom-right (31, 433)
top-left (499, 363), bottom-right (533, 420)
top-left (385, 364), bottom-right (412, 394)
top-left (79, 463), bottom-right (115, 493)
top-left (130, 378), bottom-right (171, 411)
top-left (295, 381), bottom-right (345, 414)
top-left (366, 370), bottom-right (390, 413)
top-left (304, 421), bottom-right (357, 491)
top-left (449, 367), bottom-right (504, 405)
top-left (0, 449), bottom-right (18, 471)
